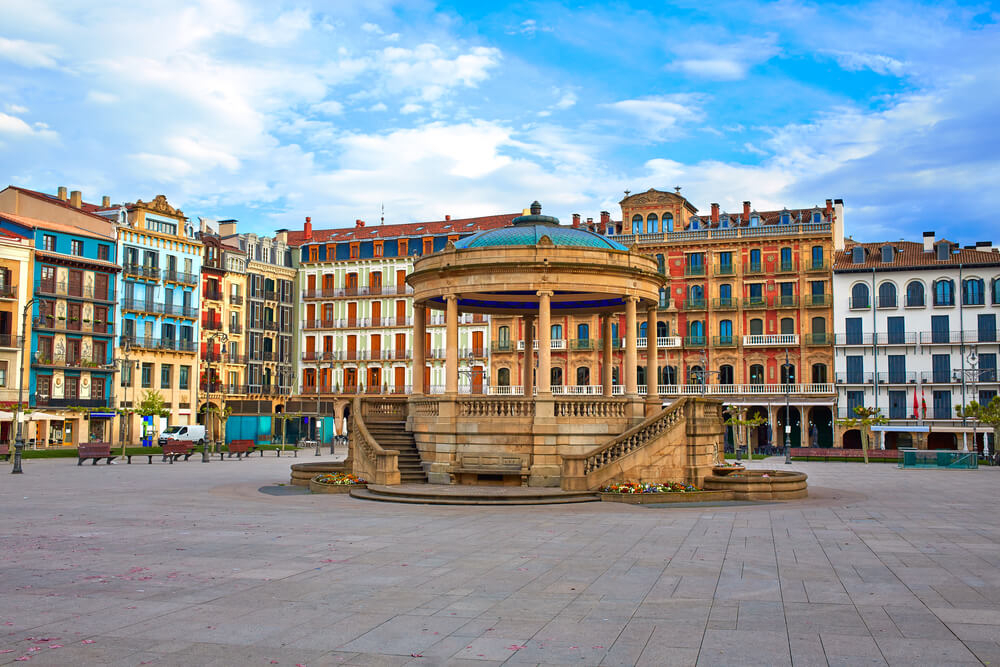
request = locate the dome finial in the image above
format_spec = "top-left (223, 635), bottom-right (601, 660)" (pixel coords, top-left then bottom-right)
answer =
top-left (530, 201), bottom-right (542, 215)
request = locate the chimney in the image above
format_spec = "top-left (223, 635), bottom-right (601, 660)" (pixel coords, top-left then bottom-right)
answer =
top-left (923, 231), bottom-right (935, 252)
top-left (833, 198), bottom-right (845, 251)
top-left (355, 219), bottom-right (365, 228)
top-left (825, 199), bottom-right (833, 217)
top-left (710, 203), bottom-right (719, 224)
top-left (218, 219), bottom-right (238, 236)
top-left (304, 216), bottom-right (312, 240)
top-left (275, 229), bottom-right (288, 244)
top-left (57, 186), bottom-right (67, 201)
top-left (743, 201), bottom-right (751, 221)
top-left (976, 241), bottom-right (993, 251)
top-left (445, 215), bottom-right (451, 221)
top-left (69, 190), bottom-right (82, 208)
top-left (101, 195), bottom-right (110, 207)
top-left (572, 214), bottom-right (580, 228)
top-left (586, 217), bottom-right (593, 230)
top-left (600, 211), bottom-right (610, 225)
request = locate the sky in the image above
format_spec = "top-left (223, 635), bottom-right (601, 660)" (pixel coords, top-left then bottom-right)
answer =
top-left (0, 0), bottom-right (998, 243)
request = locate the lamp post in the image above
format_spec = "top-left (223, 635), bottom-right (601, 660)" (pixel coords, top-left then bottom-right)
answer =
top-left (328, 358), bottom-right (336, 454)
top-left (11, 298), bottom-right (36, 474)
top-left (966, 349), bottom-right (978, 456)
top-left (111, 337), bottom-right (137, 458)
top-left (203, 331), bottom-right (228, 463)
top-left (782, 347), bottom-right (793, 465)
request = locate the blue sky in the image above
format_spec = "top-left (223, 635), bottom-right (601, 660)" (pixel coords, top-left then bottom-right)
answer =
top-left (1, 0), bottom-right (998, 243)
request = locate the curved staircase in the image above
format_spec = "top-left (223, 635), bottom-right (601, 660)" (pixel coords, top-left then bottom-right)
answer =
top-left (362, 419), bottom-right (426, 484)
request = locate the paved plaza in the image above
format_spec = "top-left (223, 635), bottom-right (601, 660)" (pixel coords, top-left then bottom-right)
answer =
top-left (2, 456), bottom-right (1000, 666)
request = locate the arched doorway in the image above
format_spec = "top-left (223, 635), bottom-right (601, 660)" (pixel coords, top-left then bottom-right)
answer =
top-left (747, 406), bottom-right (769, 453)
top-left (928, 432), bottom-right (957, 450)
top-left (809, 406), bottom-right (833, 448)
top-left (842, 429), bottom-right (862, 449)
top-left (777, 406), bottom-right (801, 448)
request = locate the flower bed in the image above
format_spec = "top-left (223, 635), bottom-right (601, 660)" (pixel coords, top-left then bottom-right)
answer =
top-left (309, 472), bottom-right (368, 494)
top-left (599, 481), bottom-right (734, 504)
top-left (712, 462), bottom-right (745, 476)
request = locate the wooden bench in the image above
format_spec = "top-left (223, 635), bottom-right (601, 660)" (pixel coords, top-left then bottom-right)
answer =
top-left (452, 452), bottom-right (530, 486)
top-left (0, 442), bottom-right (9, 461)
top-left (790, 447), bottom-right (900, 461)
top-left (226, 439), bottom-right (256, 459)
top-left (78, 443), bottom-right (115, 465)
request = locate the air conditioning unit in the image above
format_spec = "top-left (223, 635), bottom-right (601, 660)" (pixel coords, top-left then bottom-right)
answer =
top-left (907, 378), bottom-right (916, 383)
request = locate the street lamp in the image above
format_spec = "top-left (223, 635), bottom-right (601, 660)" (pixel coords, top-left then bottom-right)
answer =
top-left (203, 331), bottom-right (228, 463)
top-left (782, 348), bottom-right (793, 465)
top-left (966, 349), bottom-right (978, 456)
top-left (111, 337), bottom-right (138, 458)
top-left (11, 298), bottom-right (36, 474)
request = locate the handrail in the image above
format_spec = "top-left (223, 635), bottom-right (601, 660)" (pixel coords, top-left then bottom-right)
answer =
top-left (562, 397), bottom-right (687, 487)
top-left (351, 395), bottom-right (401, 484)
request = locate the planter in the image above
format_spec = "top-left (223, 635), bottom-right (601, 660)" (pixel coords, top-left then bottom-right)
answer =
top-left (309, 478), bottom-right (366, 494)
top-left (601, 490), bottom-right (734, 504)
top-left (290, 461), bottom-right (347, 486)
top-left (712, 465), bottom-right (744, 476)
top-left (703, 469), bottom-right (808, 500)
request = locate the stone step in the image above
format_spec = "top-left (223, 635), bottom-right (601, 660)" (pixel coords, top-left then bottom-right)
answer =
top-left (350, 486), bottom-right (599, 505)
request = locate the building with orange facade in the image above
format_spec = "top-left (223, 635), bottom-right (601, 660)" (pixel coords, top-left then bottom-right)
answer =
top-left (490, 189), bottom-right (844, 449)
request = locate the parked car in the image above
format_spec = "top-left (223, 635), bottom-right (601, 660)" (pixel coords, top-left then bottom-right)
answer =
top-left (158, 424), bottom-right (206, 447)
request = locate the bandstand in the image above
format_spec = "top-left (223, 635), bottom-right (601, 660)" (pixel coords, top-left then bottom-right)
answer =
top-left (349, 203), bottom-right (724, 490)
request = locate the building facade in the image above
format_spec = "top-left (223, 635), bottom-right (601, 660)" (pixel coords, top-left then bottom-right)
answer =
top-left (491, 189), bottom-right (843, 449)
top-left (115, 196), bottom-right (202, 440)
top-left (0, 226), bottom-right (33, 442)
top-left (286, 214), bottom-right (518, 439)
top-left (833, 233), bottom-right (1000, 451)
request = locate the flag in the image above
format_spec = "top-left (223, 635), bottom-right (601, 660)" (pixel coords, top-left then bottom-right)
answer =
top-left (913, 389), bottom-right (919, 419)
top-left (921, 386), bottom-right (927, 419)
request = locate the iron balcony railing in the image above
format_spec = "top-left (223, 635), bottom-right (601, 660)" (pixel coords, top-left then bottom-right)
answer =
top-left (743, 334), bottom-right (799, 346)
top-left (743, 296), bottom-right (767, 308)
top-left (712, 335), bottom-right (737, 347)
top-left (33, 317), bottom-right (113, 335)
top-left (36, 281), bottom-right (115, 302)
top-left (163, 269), bottom-right (198, 285)
top-left (123, 264), bottom-right (160, 280)
top-left (684, 265), bottom-right (706, 277)
top-left (681, 298), bottom-right (707, 311)
top-left (775, 294), bottom-right (798, 308)
top-left (806, 294), bottom-right (831, 307)
top-left (203, 288), bottom-right (224, 301)
top-left (712, 297), bottom-right (737, 310)
top-left (804, 333), bottom-right (832, 345)
top-left (877, 372), bottom-right (918, 384)
top-left (119, 336), bottom-right (196, 353)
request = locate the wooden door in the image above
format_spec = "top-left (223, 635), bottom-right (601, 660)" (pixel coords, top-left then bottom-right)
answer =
top-left (347, 302), bottom-right (357, 326)
top-left (306, 274), bottom-right (316, 294)
top-left (394, 366), bottom-right (405, 393)
top-left (370, 334), bottom-right (381, 359)
top-left (396, 270), bottom-right (406, 294)
top-left (346, 335), bottom-right (357, 359)
top-left (370, 271), bottom-right (382, 292)
top-left (306, 303), bottom-right (316, 323)
top-left (395, 333), bottom-right (406, 359)
top-left (346, 273), bottom-right (358, 294)
top-left (395, 300), bottom-right (406, 324)
top-left (425, 332), bottom-right (432, 358)
top-left (323, 303), bottom-right (335, 324)
top-left (472, 365), bottom-right (484, 394)
top-left (305, 336), bottom-right (315, 359)
top-left (368, 367), bottom-right (381, 392)
top-left (472, 331), bottom-right (484, 357)
top-left (94, 273), bottom-right (109, 301)
top-left (371, 300), bottom-right (382, 325)
top-left (344, 368), bottom-right (357, 391)
top-left (424, 365), bottom-right (431, 393)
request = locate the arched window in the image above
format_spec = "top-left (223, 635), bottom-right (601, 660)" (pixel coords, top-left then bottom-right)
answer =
top-left (576, 366), bottom-right (590, 385)
top-left (689, 320), bottom-right (704, 338)
top-left (781, 363), bottom-right (796, 384)
top-left (780, 317), bottom-right (794, 334)
top-left (750, 318), bottom-right (763, 335)
top-left (994, 278), bottom-right (1000, 305)
top-left (906, 281), bottom-right (925, 307)
top-left (576, 323), bottom-right (589, 341)
top-left (780, 247), bottom-right (793, 270)
top-left (551, 367), bottom-right (563, 386)
top-left (656, 254), bottom-right (665, 274)
top-left (631, 214), bottom-right (643, 234)
top-left (639, 321), bottom-right (648, 339)
top-left (497, 368), bottom-right (510, 387)
top-left (811, 363), bottom-right (828, 383)
top-left (637, 365), bottom-right (646, 387)
top-left (719, 365), bottom-right (734, 384)
top-left (662, 365), bottom-right (677, 385)
top-left (498, 325), bottom-right (510, 345)
top-left (664, 213), bottom-right (674, 232)
top-left (749, 364), bottom-right (764, 384)
top-left (811, 246), bottom-right (824, 270)
top-left (656, 321), bottom-right (668, 337)
top-left (934, 279), bottom-right (954, 306)
top-left (689, 284), bottom-right (704, 303)
top-left (690, 218), bottom-right (699, 230)
top-left (719, 319), bottom-right (733, 344)
top-left (963, 278), bottom-right (984, 305)
top-left (688, 365), bottom-right (704, 384)
top-left (811, 316), bottom-right (826, 344)
top-left (719, 283), bottom-right (732, 305)
top-left (750, 214), bottom-right (759, 227)
top-left (851, 282), bottom-right (870, 309)
top-left (878, 282), bottom-right (897, 308)
top-left (551, 324), bottom-right (563, 340)
top-left (646, 213), bottom-right (658, 234)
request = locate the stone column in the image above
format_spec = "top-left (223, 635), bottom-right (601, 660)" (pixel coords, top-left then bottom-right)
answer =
top-left (445, 295), bottom-right (458, 394)
top-left (625, 297), bottom-right (638, 397)
top-left (602, 314), bottom-right (613, 397)
top-left (412, 303), bottom-right (425, 396)
top-left (523, 315), bottom-right (535, 395)
top-left (646, 306), bottom-right (659, 398)
top-left (537, 292), bottom-right (552, 395)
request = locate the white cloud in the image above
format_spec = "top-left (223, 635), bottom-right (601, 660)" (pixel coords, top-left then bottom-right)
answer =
top-left (86, 91), bottom-right (117, 104)
top-left (667, 34), bottom-right (780, 81)
top-left (361, 22), bottom-right (384, 34)
top-left (376, 44), bottom-right (501, 102)
top-left (400, 103), bottom-right (423, 114)
top-left (606, 94), bottom-right (705, 137)
top-left (0, 37), bottom-right (61, 69)
top-left (369, 102), bottom-right (388, 112)
top-left (0, 112), bottom-right (57, 139)
top-left (246, 8), bottom-right (312, 46)
top-left (828, 51), bottom-right (906, 76)
top-left (5, 104), bottom-right (28, 114)
top-left (312, 100), bottom-right (344, 115)
top-left (554, 91), bottom-right (576, 109)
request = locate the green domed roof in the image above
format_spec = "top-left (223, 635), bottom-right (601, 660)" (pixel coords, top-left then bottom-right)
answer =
top-left (454, 202), bottom-right (628, 251)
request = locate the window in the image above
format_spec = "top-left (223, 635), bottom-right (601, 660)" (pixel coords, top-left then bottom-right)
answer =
top-left (811, 363), bottom-right (827, 383)
top-left (42, 234), bottom-right (55, 251)
top-left (980, 353), bottom-right (997, 382)
top-left (0, 360), bottom-right (6, 386)
top-left (646, 213), bottom-right (658, 233)
top-left (780, 317), bottom-right (794, 334)
top-left (631, 214), bottom-right (643, 234)
top-left (161, 364), bottom-right (172, 389)
top-left (847, 390), bottom-right (864, 414)
top-left (933, 390), bottom-right (952, 419)
top-left (688, 320), bottom-right (704, 342)
top-left (811, 246), bottom-right (824, 269)
top-left (308, 246), bottom-right (318, 262)
top-left (932, 354), bottom-right (951, 383)
top-left (719, 365), bottom-right (733, 384)
top-left (888, 355), bottom-right (906, 383)
top-left (64, 376), bottom-right (79, 399)
top-left (749, 249), bottom-right (761, 271)
top-left (851, 246), bottom-right (865, 264)
top-left (934, 279), bottom-right (954, 306)
top-left (658, 287), bottom-right (669, 309)
top-left (655, 254), bottom-right (665, 274)
top-left (719, 283), bottom-right (732, 305)
top-left (881, 245), bottom-right (894, 263)
top-left (906, 281), bottom-right (925, 307)
top-left (576, 366), bottom-right (590, 385)
top-left (662, 366), bottom-right (676, 385)
top-left (979, 314), bottom-right (997, 342)
top-left (889, 391), bottom-right (907, 419)
top-left (748, 283), bottom-right (763, 305)
top-left (749, 364), bottom-right (764, 384)
top-left (551, 324), bottom-right (563, 340)
top-left (577, 323), bottom-right (589, 341)
top-left (936, 243), bottom-right (952, 261)
top-left (348, 243), bottom-right (359, 260)
top-left (718, 320), bottom-right (733, 345)
top-left (71, 240), bottom-right (83, 256)
top-left (141, 363), bottom-right (153, 388)
top-left (780, 247), bottom-right (793, 271)
top-left (878, 282), bottom-right (897, 308)
top-left (496, 368), bottom-right (510, 386)
top-left (687, 253), bottom-right (704, 273)
top-left (778, 282), bottom-right (794, 306)
top-left (373, 241), bottom-right (383, 258)
top-left (811, 317), bottom-right (827, 344)
top-left (780, 211), bottom-right (791, 225)
top-left (422, 238), bottom-right (433, 255)
top-left (931, 315), bottom-right (950, 343)
top-left (179, 366), bottom-right (190, 390)
top-left (718, 251), bottom-right (732, 271)
top-left (749, 318), bottom-right (763, 335)
top-left (780, 363), bottom-right (795, 384)
top-left (398, 239), bottom-right (408, 256)
top-left (851, 283), bottom-right (870, 309)
top-left (690, 218), bottom-right (699, 230)
top-left (689, 284), bottom-right (704, 304)
top-left (846, 356), bottom-right (863, 384)
top-left (886, 316), bottom-right (905, 344)
top-left (664, 213), bottom-right (674, 232)
top-left (963, 278), bottom-right (984, 305)
top-left (97, 244), bottom-right (110, 261)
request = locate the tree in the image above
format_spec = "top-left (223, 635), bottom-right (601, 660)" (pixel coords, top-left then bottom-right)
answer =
top-left (202, 404), bottom-right (233, 451)
top-left (957, 396), bottom-right (1000, 457)
top-left (725, 405), bottom-right (768, 459)
top-left (138, 390), bottom-right (171, 418)
top-left (836, 405), bottom-right (888, 464)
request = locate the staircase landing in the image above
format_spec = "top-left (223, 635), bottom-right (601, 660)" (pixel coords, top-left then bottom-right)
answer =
top-left (350, 484), bottom-right (600, 505)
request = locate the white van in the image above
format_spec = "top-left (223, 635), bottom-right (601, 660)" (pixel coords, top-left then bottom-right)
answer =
top-left (158, 425), bottom-right (206, 447)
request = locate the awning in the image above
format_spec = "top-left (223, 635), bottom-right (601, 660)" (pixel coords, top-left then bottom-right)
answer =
top-left (25, 412), bottom-right (60, 421)
top-left (0, 411), bottom-right (14, 420)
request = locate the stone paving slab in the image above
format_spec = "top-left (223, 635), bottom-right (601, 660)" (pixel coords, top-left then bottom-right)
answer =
top-left (2, 455), bottom-right (1000, 665)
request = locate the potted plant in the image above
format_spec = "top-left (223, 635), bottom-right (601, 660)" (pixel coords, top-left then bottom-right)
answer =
top-left (599, 481), bottom-right (733, 504)
top-left (712, 460), bottom-right (745, 476)
top-left (309, 472), bottom-right (368, 494)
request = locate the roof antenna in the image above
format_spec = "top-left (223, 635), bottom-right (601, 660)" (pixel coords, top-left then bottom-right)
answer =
top-left (624, 190), bottom-right (630, 197)
top-left (675, 186), bottom-right (682, 194)
top-left (380, 202), bottom-right (384, 225)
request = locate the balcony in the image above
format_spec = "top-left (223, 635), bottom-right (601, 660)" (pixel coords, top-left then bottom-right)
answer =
top-left (230, 294), bottom-right (244, 306)
top-left (919, 371), bottom-right (963, 384)
top-left (877, 372), bottom-right (918, 384)
top-left (743, 334), bottom-right (799, 346)
top-left (302, 319), bottom-right (337, 330)
top-left (162, 303), bottom-right (198, 319)
top-left (32, 317), bottom-right (113, 335)
top-left (835, 332), bottom-right (874, 346)
top-left (876, 296), bottom-right (897, 309)
top-left (744, 262), bottom-right (763, 275)
top-left (203, 288), bottom-right (224, 302)
top-left (123, 264), bottom-right (160, 281)
top-left (876, 331), bottom-right (918, 345)
top-left (491, 341), bottom-right (514, 353)
top-left (712, 297), bottom-right (737, 310)
top-left (712, 335), bottom-right (737, 347)
top-left (848, 297), bottom-right (870, 310)
top-left (804, 333), bottom-right (832, 345)
top-left (681, 298), bottom-right (707, 311)
top-left (201, 317), bottom-right (223, 331)
top-left (163, 269), bottom-right (197, 286)
top-left (683, 335), bottom-right (706, 347)
top-left (229, 323), bottom-right (243, 335)
top-left (301, 285), bottom-right (415, 299)
top-left (32, 354), bottom-right (111, 370)
top-left (905, 296), bottom-right (925, 308)
top-left (805, 294), bottom-right (831, 307)
top-left (684, 265), bottom-right (706, 277)
top-left (743, 297), bottom-right (767, 309)
top-left (0, 284), bottom-right (16, 299)
top-left (608, 220), bottom-right (833, 246)
top-left (657, 383), bottom-right (834, 396)
top-left (776, 260), bottom-right (797, 273)
top-left (36, 281), bottom-right (115, 302)
top-left (714, 264), bottom-right (735, 276)
top-left (261, 321), bottom-right (279, 332)
top-left (919, 330), bottom-right (981, 345)
top-left (806, 260), bottom-right (829, 272)
top-left (570, 338), bottom-right (595, 350)
top-left (835, 372), bottom-right (875, 384)
top-left (517, 339), bottom-right (569, 350)
top-left (0, 333), bottom-right (15, 348)
top-left (636, 336), bottom-right (682, 348)
top-left (657, 298), bottom-right (672, 311)
top-left (35, 397), bottom-right (110, 409)
top-left (775, 294), bottom-right (798, 308)
top-left (119, 336), bottom-right (196, 353)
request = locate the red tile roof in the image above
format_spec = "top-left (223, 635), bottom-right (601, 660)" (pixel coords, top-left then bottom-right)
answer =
top-left (4, 186), bottom-right (119, 224)
top-left (285, 213), bottom-right (522, 246)
top-left (834, 240), bottom-right (1000, 271)
top-left (0, 210), bottom-right (117, 241)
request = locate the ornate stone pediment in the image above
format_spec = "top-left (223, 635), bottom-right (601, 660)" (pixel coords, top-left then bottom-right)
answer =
top-left (536, 234), bottom-right (553, 246)
top-left (135, 195), bottom-right (184, 218)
